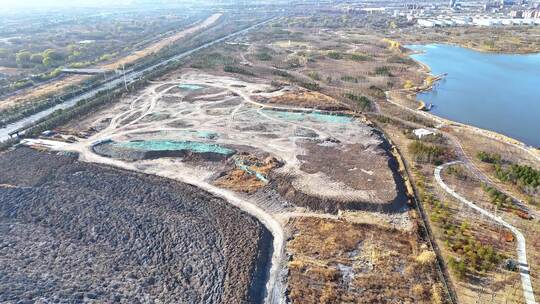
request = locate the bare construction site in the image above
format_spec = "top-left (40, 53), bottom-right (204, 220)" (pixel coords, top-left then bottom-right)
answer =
top-left (5, 61), bottom-right (445, 303)
top-left (2, 2), bottom-right (540, 303)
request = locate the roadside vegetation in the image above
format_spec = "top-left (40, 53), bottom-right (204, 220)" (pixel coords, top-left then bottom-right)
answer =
top-left (408, 141), bottom-right (451, 165)
top-left (477, 151), bottom-right (540, 206)
top-left (0, 10), bottom-right (203, 97)
top-left (415, 170), bottom-right (509, 282)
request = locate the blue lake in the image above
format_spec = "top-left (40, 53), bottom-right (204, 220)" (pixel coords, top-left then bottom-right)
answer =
top-left (408, 44), bottom-right (540, 147)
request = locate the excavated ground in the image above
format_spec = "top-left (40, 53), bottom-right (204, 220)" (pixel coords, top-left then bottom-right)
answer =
top-left (58, 71), bottom-right (407, 213)
top-left (0, 148), bottom-right (272, 304)
top-left (21, 71), bottom-right (417, 302)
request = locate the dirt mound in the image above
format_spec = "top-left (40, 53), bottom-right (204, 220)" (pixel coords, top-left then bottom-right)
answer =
top-left (215, 154), bottom-right (281, 193)
top-left (274, 138), bottom-right (409, 213)
top-left (0, 148), bottom-right (271, 303)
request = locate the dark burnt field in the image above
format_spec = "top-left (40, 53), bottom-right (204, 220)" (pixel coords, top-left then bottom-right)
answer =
top-left (0, 148), bottom-right (272, 304)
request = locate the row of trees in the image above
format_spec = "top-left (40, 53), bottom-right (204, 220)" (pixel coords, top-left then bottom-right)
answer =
top-left (25, 57), bottom-right (184, 138)
top-left (0, 74), bottom-right (108, 128)
top-left (7, 49), bottom-right (66, 69)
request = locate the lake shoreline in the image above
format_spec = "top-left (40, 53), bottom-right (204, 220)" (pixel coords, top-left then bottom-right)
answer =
top-left (405, 43), bottom-right (540, 150)
top-left (404, 40), bottom-right (540, 55)
top-left (385, 47), bottom-right (540, 160)
top-left (386, 90), bottom-right (540, 163)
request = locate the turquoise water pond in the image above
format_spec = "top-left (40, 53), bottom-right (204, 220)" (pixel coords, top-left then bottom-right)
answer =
top-left (262, 110), bottom-right (353, 124)
top-left (114, 140), bottom-right (234, 155)
top-left (178, 84), bottom-right (204, 91)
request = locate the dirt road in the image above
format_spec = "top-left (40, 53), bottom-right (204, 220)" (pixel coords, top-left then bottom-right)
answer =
top-left (435, 161), bottom-right (537, 304)
top-left (384, 91), bottom-right (540, 220)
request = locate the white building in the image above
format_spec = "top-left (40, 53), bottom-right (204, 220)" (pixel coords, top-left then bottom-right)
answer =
top-left (413, 128), bottom-right (436, 139)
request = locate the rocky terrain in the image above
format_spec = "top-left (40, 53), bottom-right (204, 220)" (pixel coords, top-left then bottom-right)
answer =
top-left (0, 148), bottom-right (272, 304)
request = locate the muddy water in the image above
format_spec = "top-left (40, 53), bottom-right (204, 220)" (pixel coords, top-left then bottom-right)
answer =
top-left (408, 44), bottom-right (540, 147)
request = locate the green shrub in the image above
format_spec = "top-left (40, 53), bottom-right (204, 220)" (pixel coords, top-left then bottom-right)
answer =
top-left (298, 81), bottom-right (320, 91)
top-left (340, 75), bottom-right (358, 83)
top-left (408, 141), bottom-right (448, 165)
top-left (481, 184), bottom-right (513, 209)
top-left (387, 55), bottom-right (414, 65)
top-left (477, 151), bottom-right (501, 164)
top-left (374, 66), bottom-right (392, 76)
top-left (343, 92), bottom-right (371, 111)
top-left (272, 69), bottom-right (291, 78)
top-left (369, 85), bottom-right (386, 98)
top-left (326, 51), bottom-right (343, 60)
top-left (447, 166), bottom-right (467, 180)
top-left (256, 52), bottom-right (272, 61)
top-left (223, 65), bottom-right (254, 76)
top-left (351, 53), bottom-right (370, 61)
top-left (308, 71), bottom-right (320, 81)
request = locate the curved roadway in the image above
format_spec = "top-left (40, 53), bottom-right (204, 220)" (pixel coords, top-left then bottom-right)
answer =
top-left (435, 161), bottom-right (537, 304)
top-left (384, 91), bottom-right (540, 220)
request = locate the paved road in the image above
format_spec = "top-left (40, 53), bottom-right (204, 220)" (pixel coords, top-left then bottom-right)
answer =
top-left (0, 17), bottom-right (275, 142)
top-left (435, 161), bottom-right (537, 304)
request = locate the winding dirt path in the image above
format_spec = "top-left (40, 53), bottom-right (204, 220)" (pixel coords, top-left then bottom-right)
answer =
top-left (435, 161), bottom-right (537, 304)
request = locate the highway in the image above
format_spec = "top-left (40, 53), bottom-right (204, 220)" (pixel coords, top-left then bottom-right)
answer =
top-left (0, 17), bottom-right (275, 142)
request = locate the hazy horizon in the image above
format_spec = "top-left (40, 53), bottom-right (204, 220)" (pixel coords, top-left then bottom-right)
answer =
top-left (0, 0), bottom-right (269, 9)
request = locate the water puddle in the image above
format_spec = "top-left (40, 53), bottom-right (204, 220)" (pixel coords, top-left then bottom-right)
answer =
top-left (178, 84), bottom-right (204, 91)
top-left (262, 109), bottom-right (353, 124)
top-left (114, 140), bottom-right (234, 155)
